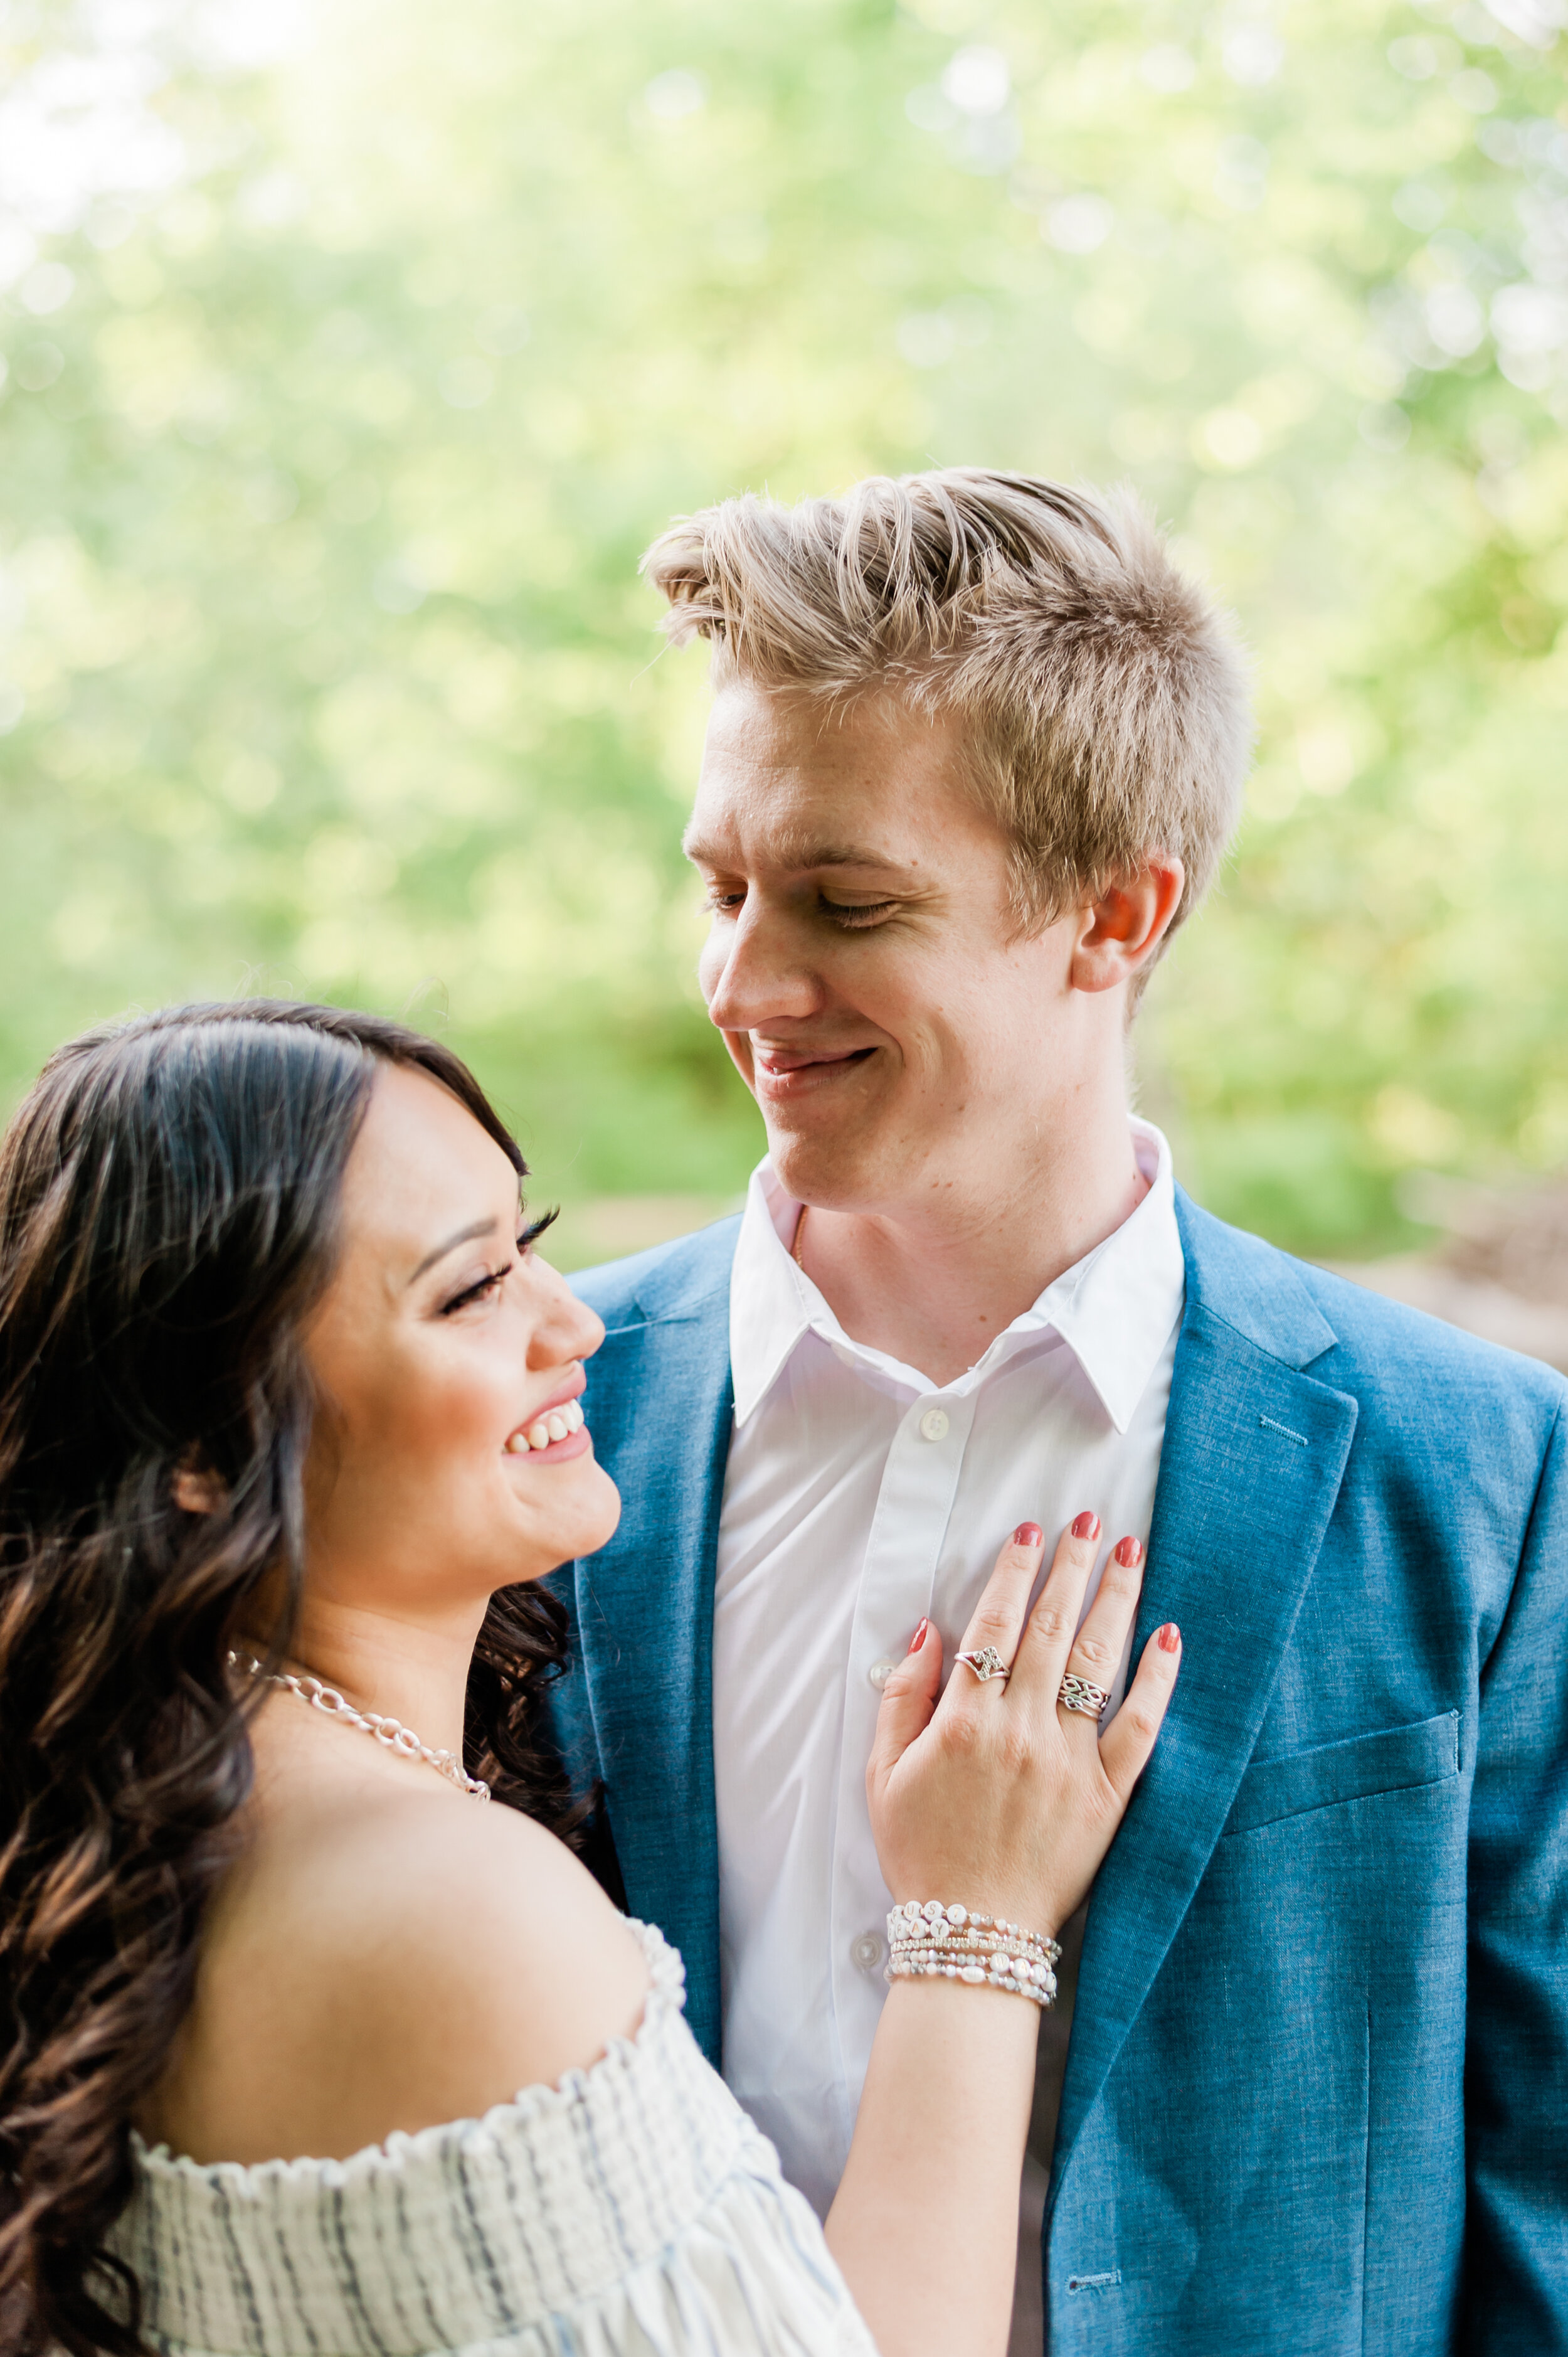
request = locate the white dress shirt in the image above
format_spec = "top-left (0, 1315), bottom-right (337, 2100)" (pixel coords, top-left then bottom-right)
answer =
top-left (711, 1119), bottom-right (1187, 2243)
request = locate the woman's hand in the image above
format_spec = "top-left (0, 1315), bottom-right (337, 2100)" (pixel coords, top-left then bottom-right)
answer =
top-left (833, 1520), bottom-right (1179, 2354)
top-left (866, 1515), bottom-right (1180, 1939)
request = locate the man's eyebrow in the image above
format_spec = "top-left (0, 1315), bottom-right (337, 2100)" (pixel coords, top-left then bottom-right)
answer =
top-left (409, 1215), bottom-right (501, 1285)
top-left (683, 832), bottom-right (921, 880)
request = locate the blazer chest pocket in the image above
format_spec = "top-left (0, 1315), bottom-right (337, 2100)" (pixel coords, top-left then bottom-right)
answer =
top-left (1222, 1710), bottom-right (1461, 1839)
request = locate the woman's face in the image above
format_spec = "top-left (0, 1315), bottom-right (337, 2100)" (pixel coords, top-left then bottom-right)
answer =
top-left (300, 1063), bottom-right (620, 1625)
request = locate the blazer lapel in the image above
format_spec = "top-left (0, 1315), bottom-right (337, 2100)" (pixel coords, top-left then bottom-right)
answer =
top-left (1049, 1195), bottom-right (1359, 2206)
top-left (569, 1227), bottom-right (737, 2064)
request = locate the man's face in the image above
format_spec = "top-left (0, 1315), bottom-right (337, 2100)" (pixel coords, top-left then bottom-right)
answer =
top-left (684, 682), bottom-right (1082, 1215)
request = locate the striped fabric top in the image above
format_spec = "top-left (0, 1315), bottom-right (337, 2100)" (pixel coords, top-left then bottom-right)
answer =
top-left (110, 1923), bottom-right (876, 2357)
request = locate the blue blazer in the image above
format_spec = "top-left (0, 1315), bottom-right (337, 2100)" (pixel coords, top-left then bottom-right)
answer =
top-left (545, 1191), bottom-right (1568, 2355)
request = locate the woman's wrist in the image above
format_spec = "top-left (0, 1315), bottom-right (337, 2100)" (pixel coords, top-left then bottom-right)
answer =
top-left (886, 1898), bottom-right (1061, 2006)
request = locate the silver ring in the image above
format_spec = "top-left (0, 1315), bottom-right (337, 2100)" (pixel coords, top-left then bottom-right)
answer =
top-left (1059, 1673), bottom-right (1110, 1719)
top-left (955, 1646), bottom-right (1010, 1685)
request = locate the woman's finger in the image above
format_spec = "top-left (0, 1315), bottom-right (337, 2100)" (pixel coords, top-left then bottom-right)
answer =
top-left (866, 1616), bottom-right (942, 1796)
top-left (1055, 1534), bottom-right (1145, 1735)
top-left (1005, 1511), bottom-right (1104, 1704)
top-left (1096, 1622), bottom-right (1182, 1804)
top-left (942, 1523), bottom-right (1046, 1707)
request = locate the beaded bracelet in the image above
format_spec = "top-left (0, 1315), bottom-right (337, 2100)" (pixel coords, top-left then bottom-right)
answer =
top-left (892, 1933), bottom-right (1046, 1973)
top-left (888, 1899), bottom-right (1061, 1962)
top-left (888, 1951), bottom-right (1057, 2005)
top-left (886, 1900), bottom-right (1061, 2008)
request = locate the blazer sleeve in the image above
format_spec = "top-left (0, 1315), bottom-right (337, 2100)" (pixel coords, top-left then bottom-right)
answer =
top-left (1463, 1393), bottom-right (1568, 2349)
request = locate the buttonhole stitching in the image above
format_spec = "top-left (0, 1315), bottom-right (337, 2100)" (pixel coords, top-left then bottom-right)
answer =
top-left (1258, 1413), bottom-right (1308, 1446)
top-left (1066, 2270), bottom-right (1121, 2295)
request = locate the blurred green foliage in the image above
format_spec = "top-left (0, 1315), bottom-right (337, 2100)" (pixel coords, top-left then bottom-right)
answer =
top-left (1, 0), bottom-right (1565, 1257)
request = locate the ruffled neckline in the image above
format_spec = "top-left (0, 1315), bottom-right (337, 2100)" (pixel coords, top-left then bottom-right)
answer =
top-left (132, 1918), bottom-right (682, 2191)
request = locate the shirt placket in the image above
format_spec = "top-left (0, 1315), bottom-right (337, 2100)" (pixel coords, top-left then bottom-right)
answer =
top-left (827, 1380), bottom-right (977, 2159)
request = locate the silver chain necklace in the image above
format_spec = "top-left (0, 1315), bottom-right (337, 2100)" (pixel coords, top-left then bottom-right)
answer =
top-left (227, 1651), bottom-right (492, 1801)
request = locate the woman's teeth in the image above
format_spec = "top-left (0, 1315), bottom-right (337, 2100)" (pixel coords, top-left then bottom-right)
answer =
top-left (505, 1398), bottom-right (585, 1454)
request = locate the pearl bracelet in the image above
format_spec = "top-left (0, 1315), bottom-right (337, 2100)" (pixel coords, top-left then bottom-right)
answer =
top-left (888, 1899), bottom-right (1061, 1963)
top-left (887, 1950), bottom-right (1057, 2006)
top-left (891, 1932), bottom-right (1046, 1973)
top-left (886, 1900), bottom-right (1061, 2008)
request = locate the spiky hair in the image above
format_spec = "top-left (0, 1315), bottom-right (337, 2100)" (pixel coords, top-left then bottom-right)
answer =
top-left (642, 468), bottom-right (1253, 963)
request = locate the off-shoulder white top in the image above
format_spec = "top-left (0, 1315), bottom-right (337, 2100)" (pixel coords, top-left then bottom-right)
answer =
top-left (111, 1924), bottom-right (876, 2357)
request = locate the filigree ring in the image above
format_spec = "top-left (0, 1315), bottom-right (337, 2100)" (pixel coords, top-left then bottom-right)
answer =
top-left (1059, 1673), bottom-right (1111, 1720)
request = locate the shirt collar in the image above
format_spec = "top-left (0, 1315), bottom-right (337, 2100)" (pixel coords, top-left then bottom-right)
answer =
top-left (727, 1119), bottom-right (1185, 1435)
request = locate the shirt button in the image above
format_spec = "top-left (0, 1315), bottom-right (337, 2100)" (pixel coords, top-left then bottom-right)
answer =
top-left (919, 1407), bottom-right (950, 1442)
top-left (850, 1932), bottom-right (885, 1975)
top-left (867, 1657), bottom-right (898, 1691)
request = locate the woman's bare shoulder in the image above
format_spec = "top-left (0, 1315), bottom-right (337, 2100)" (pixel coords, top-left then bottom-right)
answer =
top-left (156, 1792), bottom-right (650, 2166)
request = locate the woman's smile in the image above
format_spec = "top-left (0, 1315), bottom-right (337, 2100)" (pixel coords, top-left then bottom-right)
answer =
top-left (504, 1393), bottom-right (590, 1459)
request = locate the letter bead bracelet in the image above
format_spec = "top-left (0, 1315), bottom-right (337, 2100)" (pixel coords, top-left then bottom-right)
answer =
top-left (886, 1900), bottom-right (1061, 2008)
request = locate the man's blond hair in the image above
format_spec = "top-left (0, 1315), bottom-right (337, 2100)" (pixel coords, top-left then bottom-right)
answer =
top-left (642, 468), bottom-right (1252, 966)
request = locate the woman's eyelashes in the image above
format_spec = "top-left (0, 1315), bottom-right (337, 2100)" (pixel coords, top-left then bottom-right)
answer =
top-left (440, 1260), bottom-right (514, 1316)
top-left (439, 1216), bottom-right (557, 1316)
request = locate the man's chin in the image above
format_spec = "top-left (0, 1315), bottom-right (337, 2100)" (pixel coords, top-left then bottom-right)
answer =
top-left (763, 1120), bottom-right (887, 1211)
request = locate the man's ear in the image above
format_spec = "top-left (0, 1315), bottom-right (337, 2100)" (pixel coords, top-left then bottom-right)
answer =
top-left (172, 1455), bottom-right (226, 1515)
top-left (1069, 858), bottom-right (1185, 995)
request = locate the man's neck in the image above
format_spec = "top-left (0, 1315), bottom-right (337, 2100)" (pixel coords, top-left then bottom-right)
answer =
top-left (793, 1114), bottom-right (1150, 1390)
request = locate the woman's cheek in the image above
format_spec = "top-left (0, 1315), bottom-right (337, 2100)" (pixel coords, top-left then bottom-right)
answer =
top-left (438, 1363), bottom-right (516, 1472)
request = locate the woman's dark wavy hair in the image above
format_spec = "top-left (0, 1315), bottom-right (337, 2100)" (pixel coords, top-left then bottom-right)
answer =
top-left (0, 999), bottom-right (585, 2356)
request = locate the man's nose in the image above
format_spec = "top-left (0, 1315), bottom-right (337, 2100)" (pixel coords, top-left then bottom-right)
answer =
top-left (702, 901), bottom-right (820, 1033)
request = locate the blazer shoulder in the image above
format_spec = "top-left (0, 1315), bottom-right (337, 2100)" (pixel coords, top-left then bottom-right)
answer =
top-left (1298, 1255), bottom-right (1567, 1410)
top-left (1179, 1191), bottom-right (1566, 1425)
top-left (568, 1214), bottom-right (741, 1327)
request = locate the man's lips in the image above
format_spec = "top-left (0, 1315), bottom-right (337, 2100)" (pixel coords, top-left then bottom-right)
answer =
top-left (752, 1043), bottom-right (877, 1080)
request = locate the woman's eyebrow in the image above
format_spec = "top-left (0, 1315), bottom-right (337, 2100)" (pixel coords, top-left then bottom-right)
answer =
top-left (409, 1216), bottom-right (501, 1284)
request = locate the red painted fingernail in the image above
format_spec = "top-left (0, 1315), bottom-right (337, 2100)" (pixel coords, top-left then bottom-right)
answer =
top-left (1013, 1521), bottom-right (1043, 1547)
top-left (909, 1617), bottom-right (929, 1653)
top-left (1158, 1622), bottom-right (1181, 1654)
top-left (1114, 1535), bottom-right (1143, 1568)
top-left (1071, 1510), bottom-right (1101, 1541)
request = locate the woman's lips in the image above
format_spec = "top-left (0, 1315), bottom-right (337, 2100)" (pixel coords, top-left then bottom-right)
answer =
top-left (505, 1422), bottom-right (592, 1467)
top-left (504, 1376), bottom-right (590, 1462)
